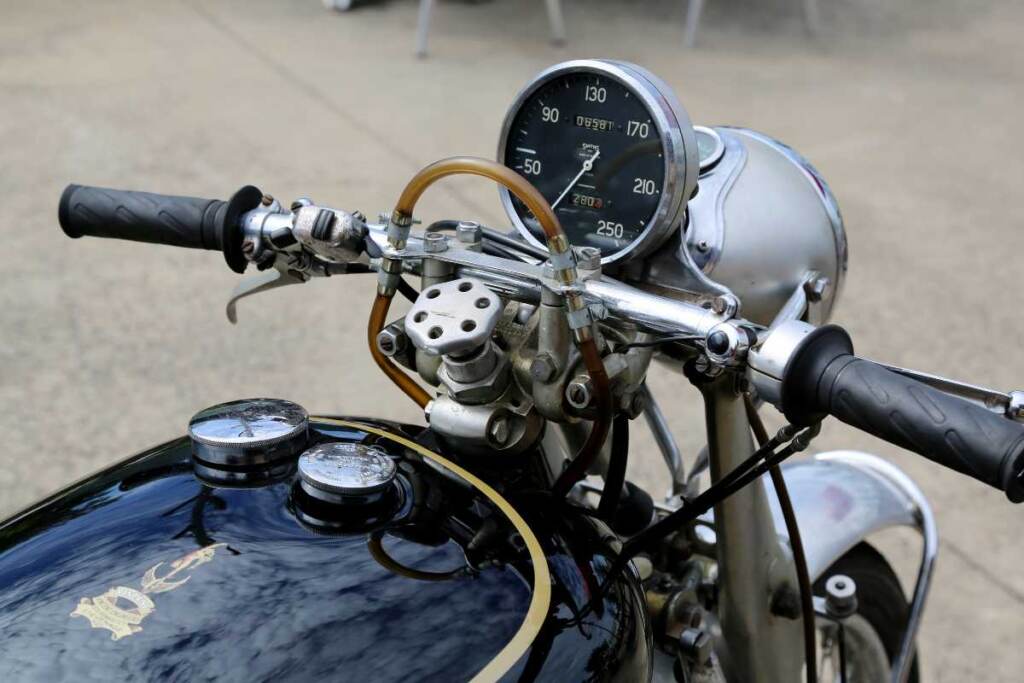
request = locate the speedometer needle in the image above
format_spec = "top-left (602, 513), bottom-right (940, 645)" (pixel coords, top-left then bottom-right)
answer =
top-left (551, 150), bottom-right (600, 210)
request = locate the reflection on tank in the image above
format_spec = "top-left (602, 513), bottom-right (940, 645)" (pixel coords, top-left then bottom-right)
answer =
top-left (0, 419), bottom-right (650, 682)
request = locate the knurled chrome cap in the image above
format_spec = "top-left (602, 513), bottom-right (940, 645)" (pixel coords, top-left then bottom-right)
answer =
top-left (188, 398), bottom-right (309, 467)
top-left (298, 442), bottom-right (397, 504)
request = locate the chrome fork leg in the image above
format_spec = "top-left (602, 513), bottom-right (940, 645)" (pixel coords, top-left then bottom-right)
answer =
top-left (701, 374), bottom-right (802, 682)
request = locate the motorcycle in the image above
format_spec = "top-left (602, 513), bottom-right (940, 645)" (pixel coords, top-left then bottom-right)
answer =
top-left (2, 59), bottom-right (1021, 682)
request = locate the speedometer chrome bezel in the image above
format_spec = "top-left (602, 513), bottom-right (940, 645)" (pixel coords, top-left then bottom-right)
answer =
top-left (497, 59), bottom-right (699, 266)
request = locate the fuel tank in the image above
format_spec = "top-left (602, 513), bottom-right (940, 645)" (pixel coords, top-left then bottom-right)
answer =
top-left (0, 416), bottom-right (651, 682)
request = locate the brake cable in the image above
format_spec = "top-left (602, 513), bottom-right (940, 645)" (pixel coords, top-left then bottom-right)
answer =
top-left (745, 394), bottom-right (818, 683)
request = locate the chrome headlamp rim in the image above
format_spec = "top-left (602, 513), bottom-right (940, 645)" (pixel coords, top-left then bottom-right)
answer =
top-left (496, 59), bottom-right (699, 266)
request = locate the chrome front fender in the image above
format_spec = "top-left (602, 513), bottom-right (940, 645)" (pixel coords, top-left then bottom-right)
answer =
top-left (769, 450), bottom-right (938, 683)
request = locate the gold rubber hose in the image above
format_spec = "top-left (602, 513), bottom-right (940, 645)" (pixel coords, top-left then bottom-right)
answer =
top-left (392, 156), bottom-right (573, 260)
top-left (369, 293), bottom-right (431, 409)
top-left (315, 419), bottom-right (551, 683)
top-left (378, 156), bottom-right (611, 495)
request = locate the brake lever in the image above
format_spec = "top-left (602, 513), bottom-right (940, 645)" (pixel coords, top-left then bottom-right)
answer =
top-left (226, 267), bottom-right (307, 324)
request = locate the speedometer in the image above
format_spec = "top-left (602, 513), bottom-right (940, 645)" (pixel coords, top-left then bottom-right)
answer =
top-left (498, 60), bottom-right (699, 265)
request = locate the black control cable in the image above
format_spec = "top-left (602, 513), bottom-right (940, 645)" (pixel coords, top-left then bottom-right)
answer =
top-left (745, 394), bottom-right (817, 683)
top-left (597, 415), bottom-right (630, 521)
top-left (562, 421), bottom-right (821, 626)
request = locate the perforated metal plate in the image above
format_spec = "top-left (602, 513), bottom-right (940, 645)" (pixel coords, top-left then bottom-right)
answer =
top-left (405, 277), bottom-right (502, 356)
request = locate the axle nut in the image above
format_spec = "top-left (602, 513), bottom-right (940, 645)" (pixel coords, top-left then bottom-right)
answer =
top-left (824, 574), bottom-right (858, 619)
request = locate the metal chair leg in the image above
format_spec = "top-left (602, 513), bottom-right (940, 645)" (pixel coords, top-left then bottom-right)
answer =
top-left (544, 0), bottom-right (567, 46)
top-left (416, 0), bottom-right (434, 58)
top-left (684, 0), bottom-right (704, 48)
top-left (803, 0), bottom-right (822, 37)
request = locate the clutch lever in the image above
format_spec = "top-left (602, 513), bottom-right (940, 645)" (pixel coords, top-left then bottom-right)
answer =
top-left (225, 252), bottom-right (373, 323)
top-left (226, 266), bottom-right (307, 324)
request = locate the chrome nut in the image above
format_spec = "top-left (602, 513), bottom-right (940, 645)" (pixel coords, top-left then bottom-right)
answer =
top-left (456, 221), bottom-right (483, 244)
top-left (423, 232), bottom-right (449, 253)
top-left (576, 246), bottom-right (602, 271)
top-left (376, 326), bottom-right (407, 357)
top-left (565, 376), bottom-right (593, 410)
top-left (804, 275), bottom-right (831, 303)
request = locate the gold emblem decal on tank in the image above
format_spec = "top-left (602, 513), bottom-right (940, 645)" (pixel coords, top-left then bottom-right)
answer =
top-left (70, 543), bottom-right (227, 640)
top-left (69, 587), bottom-right (155, 641)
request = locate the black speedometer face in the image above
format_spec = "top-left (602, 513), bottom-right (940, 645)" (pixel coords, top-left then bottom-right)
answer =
top-left (503, 72), bottom-right (666, 257)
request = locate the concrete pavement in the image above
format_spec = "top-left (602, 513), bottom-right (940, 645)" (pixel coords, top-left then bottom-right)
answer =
top-left (2, 0), bottom-right (1022, 679)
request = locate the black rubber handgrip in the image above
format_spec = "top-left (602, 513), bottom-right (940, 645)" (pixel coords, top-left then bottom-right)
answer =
top-left (781, 327), bottom-right (1024, 502)
top-left (58, 184), bottom-right (264, 273)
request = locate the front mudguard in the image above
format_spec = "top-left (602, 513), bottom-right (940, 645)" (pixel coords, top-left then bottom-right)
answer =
top-left (771, 450), bottom-right (937, 682)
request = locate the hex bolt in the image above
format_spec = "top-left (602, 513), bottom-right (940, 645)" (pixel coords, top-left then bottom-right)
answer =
top-left (530, 353), bottom-right (558, 383)
top-left (376, 327), bottom-right (407, 357)
top-left (576, 246), bottom-right (602, 270)
top-left (566, 376), bottom-right (593, 409)
top-left (423, 232), bottom-right (449, 253)
top-left (711, 295), bottom-right (735, 315)
top-left (488, 415), bottom-right (511, 447)
top-left (456, 221), bottom-right (483, 244)
top-left (620, 390), bottom-right (646, 418)
top-left (805, 276), bottom-right (831, 302)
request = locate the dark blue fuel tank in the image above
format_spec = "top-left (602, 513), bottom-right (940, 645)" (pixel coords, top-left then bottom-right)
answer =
top-left (0, 418), bottom-right (651, 682)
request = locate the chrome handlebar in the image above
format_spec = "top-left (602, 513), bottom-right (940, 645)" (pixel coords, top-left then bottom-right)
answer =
top-left (236, 202), bottom-right (1024, 427)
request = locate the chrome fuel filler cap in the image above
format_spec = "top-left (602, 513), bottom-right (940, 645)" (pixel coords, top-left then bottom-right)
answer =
top-left (297, 442), bottom-right (398, 505)
top-left (188, 398), bottom-right (309, 468)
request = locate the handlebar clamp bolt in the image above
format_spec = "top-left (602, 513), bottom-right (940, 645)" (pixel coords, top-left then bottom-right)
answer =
top-left (423, 232), bottom-right (449, 253)
top-left (576, 246), bottom-right (602, 271)
top-left (456, 221), bottom-right (483, 244)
